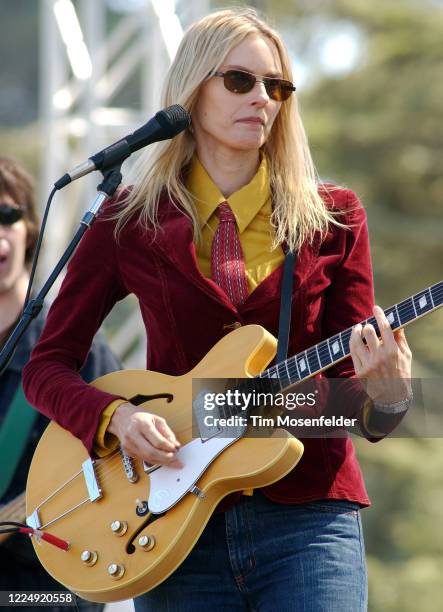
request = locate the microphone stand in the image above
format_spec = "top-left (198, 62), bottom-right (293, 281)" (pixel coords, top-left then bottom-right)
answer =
top-left (0, 165), bottom-right (123, 375)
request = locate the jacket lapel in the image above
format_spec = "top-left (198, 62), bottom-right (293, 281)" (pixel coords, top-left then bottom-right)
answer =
top-left (153, 200), bottom-right (321, 312)
top-left (153, 208), bottom-right (237, 311)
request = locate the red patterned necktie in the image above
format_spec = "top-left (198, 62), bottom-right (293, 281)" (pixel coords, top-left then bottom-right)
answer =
top-left (211, 201), bottom-right (249, 307)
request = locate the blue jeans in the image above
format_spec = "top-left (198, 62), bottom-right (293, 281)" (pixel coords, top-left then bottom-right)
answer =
top-left (134, 490), bottom-right (367, 611)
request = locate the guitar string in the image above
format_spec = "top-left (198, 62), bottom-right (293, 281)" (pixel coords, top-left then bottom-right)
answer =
top-left (32, 437), bottom-right (183, 513)
top-left (264, 286), bottom-right (443, 381)
top-left (27, 459), bottom-right (129, 526)
top-left (95, 284), bottom-right (443, 480)
top-left (28, 451), bottom-right (121, 518)
top-left (33, 284), bottom-right (443, 509)
top-left (93, 441), bottom-right (182, 480)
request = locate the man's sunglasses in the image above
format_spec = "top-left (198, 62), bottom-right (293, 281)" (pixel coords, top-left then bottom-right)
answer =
top-left (0, 204), bottom-right (24, 226)
top-left (213, 69), bottom-right (296, 102)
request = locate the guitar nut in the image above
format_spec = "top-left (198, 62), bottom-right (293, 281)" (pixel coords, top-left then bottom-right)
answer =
top-left (138, 535), bottom-right (156, 551)
top-left (111, 520), bottom-right (128, 536)
top-left (108, 563), bottom-right (125, 579)
top-left (80, 550), bottom-right (98, 566)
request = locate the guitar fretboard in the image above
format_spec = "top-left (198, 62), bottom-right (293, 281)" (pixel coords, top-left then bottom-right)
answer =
top-left (258, 280), bottom-right (443, 391)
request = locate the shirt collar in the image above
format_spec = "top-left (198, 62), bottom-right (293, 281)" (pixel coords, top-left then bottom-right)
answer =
top-left (186, 154), bottom-right (271, 234)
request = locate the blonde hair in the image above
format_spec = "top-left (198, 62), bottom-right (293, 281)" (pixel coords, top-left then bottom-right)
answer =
top-left (115, 7), bottom-right (343, 251)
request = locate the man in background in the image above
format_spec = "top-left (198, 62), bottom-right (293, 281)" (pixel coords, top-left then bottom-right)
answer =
top-left (0, 157), bottom-right (121, 610)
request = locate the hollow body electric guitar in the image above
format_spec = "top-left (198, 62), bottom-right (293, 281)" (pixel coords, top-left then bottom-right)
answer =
top-left (26, 281), bottom-right (442, 602)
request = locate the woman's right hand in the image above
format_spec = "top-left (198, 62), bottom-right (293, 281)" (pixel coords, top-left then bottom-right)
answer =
top-left (108, 402), bottom-right (182, 468)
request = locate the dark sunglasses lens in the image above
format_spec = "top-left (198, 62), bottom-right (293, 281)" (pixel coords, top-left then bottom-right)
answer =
top-left (224, 70), bottom-right (256, 93)
top-left (264, 80), bottom-right (283, 101)
top-left (278, 81), bottom-right (295, 101)
top-left (264, 79), bottom-right (294, 102)
top-left (0, 205), bottom-right (24, 225)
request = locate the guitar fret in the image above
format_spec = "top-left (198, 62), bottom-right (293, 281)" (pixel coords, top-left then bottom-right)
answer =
top-left (267, 366), bottom-right (279, 380)
top-left (296, 351), bottom-right (310, 378)
top-left (290, 356), bottom-right (300, 381)
top-left (413, 290), bottom-right (433, 316)
top-left (326, 339), bottom-right (333, 362)
top-left (289, 357), bottom-right (300, 384)
top-left (341, 329), bottom-right (352, 355)
top-left (431, 282), bottom-right (443, 307)
top-left (315, 344), bottom-right (321, 369)
top-left (317, 340), bottom-right (332, 368)
top-left (397, 298), bottom-right (416, 325)
top-left (276, 361), bottom-right (288, 389)
top-left (284, 359), bottom-right (292, 385)
top-left (429, 287), bottom-right (435, 308)
top-left (307, 346), bottom-right (321, 374)
top-left (394, 304), bottom-right (400, 328)
top-left (385, 306), bottom-right (399, 330)
top-left (328, 334), bottom-right (345, 361)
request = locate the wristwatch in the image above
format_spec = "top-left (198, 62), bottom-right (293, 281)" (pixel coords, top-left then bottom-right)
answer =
top-left (373, 393), bottom-right (413, 414)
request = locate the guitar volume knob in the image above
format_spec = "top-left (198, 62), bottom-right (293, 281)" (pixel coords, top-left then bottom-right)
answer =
top-left (108, 563), bottom-right (125, 579)
top-left (111, 520), bottom-right (128, 536)
top-left (138, 535), bottom-right (156, 551)
top-left (80, 550), bottom-right (98, 566)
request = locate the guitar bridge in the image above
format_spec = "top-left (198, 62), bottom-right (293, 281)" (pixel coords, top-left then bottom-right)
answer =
top-left (82, 458), bottom-right (102, 502)
top-left (119, 449), bottom-right (139, 483)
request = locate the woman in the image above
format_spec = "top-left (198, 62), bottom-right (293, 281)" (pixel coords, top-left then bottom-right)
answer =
top-left (23, 8), bottom-right (412, 611)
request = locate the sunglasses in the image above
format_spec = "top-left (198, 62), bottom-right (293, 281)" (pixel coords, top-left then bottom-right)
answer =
top-left (0, 204), bottom-right (24, 226)
top-left (214, 69), bottom-right (296, 102)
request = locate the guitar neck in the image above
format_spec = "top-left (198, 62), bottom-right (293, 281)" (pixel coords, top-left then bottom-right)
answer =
top-left (258, 280), bottom-right (443, 390)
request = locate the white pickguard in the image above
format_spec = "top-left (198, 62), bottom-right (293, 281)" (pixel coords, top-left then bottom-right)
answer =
top-left (147, 437), bottom-right (239, 513)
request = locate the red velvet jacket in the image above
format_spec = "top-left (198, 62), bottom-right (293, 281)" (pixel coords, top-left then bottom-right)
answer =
top-left (23, 186), bottom-right (376, 506)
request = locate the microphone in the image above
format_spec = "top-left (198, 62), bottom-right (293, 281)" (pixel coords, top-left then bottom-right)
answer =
top-left (55, 104), bottom-right (191, 190)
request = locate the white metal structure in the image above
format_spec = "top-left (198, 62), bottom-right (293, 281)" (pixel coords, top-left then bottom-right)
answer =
top-left (38, 0), bottom-right (209, 364)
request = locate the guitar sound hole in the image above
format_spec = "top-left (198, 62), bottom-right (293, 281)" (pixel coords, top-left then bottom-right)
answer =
top-left (128, 393), bottom-right (173, 406)
top-left (126, 512), bottom-right (166, 555)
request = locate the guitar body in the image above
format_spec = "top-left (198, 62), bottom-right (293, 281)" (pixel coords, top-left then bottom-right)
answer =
top-left (26, 325), bottom-right (304, 602)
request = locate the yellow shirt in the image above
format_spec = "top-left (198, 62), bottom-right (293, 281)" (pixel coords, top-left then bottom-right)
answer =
top-left (188, 155), bottom-right (284, 292)
top-left (94, 155), bottom-right (284, 456)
